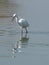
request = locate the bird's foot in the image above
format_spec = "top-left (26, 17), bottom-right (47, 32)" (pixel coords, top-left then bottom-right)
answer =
top-left (26, 30), bottom-right (28, 33)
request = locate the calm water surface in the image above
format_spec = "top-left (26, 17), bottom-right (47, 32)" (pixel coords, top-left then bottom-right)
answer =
top-left (0, 0), bottom-right (49, 65)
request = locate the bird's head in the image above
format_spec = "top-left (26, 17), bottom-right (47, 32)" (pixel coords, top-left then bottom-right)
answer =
top-left (12, 13), bottom-right (18, 22)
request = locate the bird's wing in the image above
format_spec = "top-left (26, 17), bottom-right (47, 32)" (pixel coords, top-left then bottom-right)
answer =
top-left (18, 19), bottom-right (29, 27)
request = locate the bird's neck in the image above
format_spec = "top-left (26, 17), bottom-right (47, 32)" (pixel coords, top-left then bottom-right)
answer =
top-left (16, 16), bottom-right (20, 23)
top-left (15, 17), bottom-right (19, 22)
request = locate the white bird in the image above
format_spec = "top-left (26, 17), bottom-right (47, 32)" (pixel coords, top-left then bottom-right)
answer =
top-left (12, 13), bottom-right (29, 33)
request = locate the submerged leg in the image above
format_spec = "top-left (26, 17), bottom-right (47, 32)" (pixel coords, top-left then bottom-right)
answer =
top-left (21, 28), bottom-right (23, 37)
top-left (25, 28), bottom-right (28, 33)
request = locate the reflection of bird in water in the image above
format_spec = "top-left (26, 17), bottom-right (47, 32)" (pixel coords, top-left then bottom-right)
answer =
top-left (12, 13), bottom-right (29, 33)
top-left (12, 32), bottom-right (29, 58)
top-left (12, 42), bottom-right (18, 54)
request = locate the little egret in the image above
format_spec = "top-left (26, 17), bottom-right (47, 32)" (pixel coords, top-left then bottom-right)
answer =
top-left (12, 13), bottom-right (29, 33)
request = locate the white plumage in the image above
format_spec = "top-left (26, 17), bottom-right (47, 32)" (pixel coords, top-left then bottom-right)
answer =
top-left (12, 13), bottom-right (29, 33)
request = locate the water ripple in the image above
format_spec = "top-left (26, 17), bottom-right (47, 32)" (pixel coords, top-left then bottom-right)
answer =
top-left (28, 31), bottom-right (49, 34)
top-left (0, 30), bottom-right (49, 36)
top-left (0, 30), bottom-right (7, 36)
top-left (30, 42), bottom-right (49, 47)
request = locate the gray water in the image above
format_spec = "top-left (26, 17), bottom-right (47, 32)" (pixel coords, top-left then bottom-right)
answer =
top-left (0, 0), bottom-right (49, 65)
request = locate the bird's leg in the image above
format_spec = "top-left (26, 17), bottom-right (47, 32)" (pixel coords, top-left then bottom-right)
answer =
top-left (25, 31), bottom-right (27, 37)
top-left (25, 28), bottom-right (28, 33)
top-left (21, 27), bottom-right (23, 37)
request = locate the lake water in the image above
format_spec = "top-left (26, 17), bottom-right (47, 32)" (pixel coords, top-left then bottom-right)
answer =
top-left (0, 0), bottom-right (49, 65)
